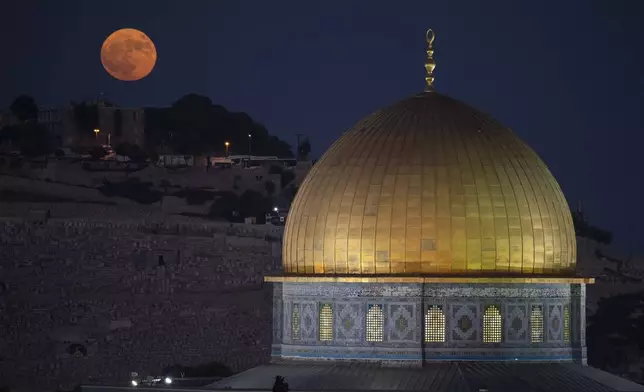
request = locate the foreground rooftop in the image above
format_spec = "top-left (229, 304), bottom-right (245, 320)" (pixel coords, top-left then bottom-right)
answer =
top-left (81, 361), bottom-right (644, 392)
top-left (207, 361), bottom-right (644, 392)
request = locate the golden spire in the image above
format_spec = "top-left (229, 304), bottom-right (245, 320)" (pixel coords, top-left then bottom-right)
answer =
top-left (424, 29), bottom-right (436, 91)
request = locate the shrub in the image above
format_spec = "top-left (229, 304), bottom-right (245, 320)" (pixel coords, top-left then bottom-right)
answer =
top-left (269, 164), bottom-right (283, 175)
top-left (281, 170), bottom-right (295, 187)
top-left (209, 191), bottom-right (241, 222)
top-left (172, 188), bottom-right (214, 205)
top-left (98, 178), bottom-right (162, 204)
top-left (240, 190), bottom-right (271, 223)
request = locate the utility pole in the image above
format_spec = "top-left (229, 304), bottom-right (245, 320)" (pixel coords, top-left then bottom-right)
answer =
top-left (295, 133), bottom-right (304, 161)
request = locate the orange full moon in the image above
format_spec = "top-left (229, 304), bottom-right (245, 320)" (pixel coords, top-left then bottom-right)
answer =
top-left (101, 28), bottom-right (157, 81)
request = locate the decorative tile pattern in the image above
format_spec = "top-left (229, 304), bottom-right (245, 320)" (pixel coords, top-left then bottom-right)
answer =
top-left (335, 303), bottom-right (361, 342)
top-left (548, 304), bottom-right (563, 342)
top-left (283, 283), bottom-right (422, 298)
top-left (505, 304), bottom-right (527, 343)
top-left (274, 282), bottom-right (585, 363)
top-left (273, 298), bottom-right (282, 342)
top-left (450, 304), bottom-right (478, 341)
top-left (301, 302), bottom-right (317, 341)
top-left (423, 285), bottom-right (572, 299)
top-left (283, 283), bottom-right (573, 299)
top-left (388, 304), bottom-right (415, 342)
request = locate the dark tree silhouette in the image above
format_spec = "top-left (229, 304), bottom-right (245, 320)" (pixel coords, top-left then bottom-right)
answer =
top-left (298, 138), bottom-right (311, 160)
top-left (144, 94), bottom-right (294, 156)
top-left (10, 95), bottom-right (38, 123)
top-left (0, 125), bottom-right (19, 145)
top-left (98, 179), bottom-right (161, 205)
top-left (209, 191), bottom-right (242, 222)
top-left (88, 146), bottom-right (108, 160)
top-left (114, 142), bottom-right (147, 162)
top-left (4, 96), bottom-right (52, 157)
top-left (265, 180), bottom-right (276, 198)
top-left (17, 123), bottom-right (53, 158)
top-left (239, 190), bottom-right (271, 223)
top-left (281, 170), bottom-right (295, 188)
top-left (571, 206), bottom-right (612, 244)
top-left (587, 292), bottom-right (644, 371)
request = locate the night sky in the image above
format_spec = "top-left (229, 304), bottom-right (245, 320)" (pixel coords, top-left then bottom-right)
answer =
top-left (2, 0), bottom-right (643, 255)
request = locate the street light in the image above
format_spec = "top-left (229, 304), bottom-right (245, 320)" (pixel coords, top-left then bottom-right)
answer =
top-left (224, 141), bottom-right (230, 157)
top-left (94, 128), bottom-right (100, 140)
top-left (248, 133), bottom-right (252, 157)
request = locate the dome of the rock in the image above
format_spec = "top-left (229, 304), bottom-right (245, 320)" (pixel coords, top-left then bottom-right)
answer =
top-left (283, 91), bottom-right (576, 276)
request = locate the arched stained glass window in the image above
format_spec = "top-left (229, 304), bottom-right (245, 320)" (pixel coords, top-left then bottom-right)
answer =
top-left (319, 303), bottom-right (333, 341)
top-left (563, 305), bottom-right (570, 342)
top-left (424, 305), bottom-right (445, 343)
top-left (366, 304), bottom-right (384, 342)
top-left (483, 305), bottom-right (502, 343)
top-left (292, 303), bottom-right (301, 340)
top-left (531, 305), bottom-right (544, 343)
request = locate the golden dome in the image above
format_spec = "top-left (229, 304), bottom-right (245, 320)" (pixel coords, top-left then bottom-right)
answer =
top-left (283, 92), bottom-right (576, 276)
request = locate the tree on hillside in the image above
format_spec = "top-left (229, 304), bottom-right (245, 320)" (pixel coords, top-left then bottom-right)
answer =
top-left (4, 96), bottom-right (52, 158)
top-left (239, 190), bottom-right (271, 223)
top-left (265, 180), bottom-right (276, 199)
top-left (10, 95), bottom-right (38, 123)
top-left (114, 142), bottom-right (147, 162)
top-left (0, 126), bottom-right (18, 145)
top-left (88, 146), bottom-right (108, 160)
top-left (285, 185), bottom-right (299, 203)
top-left (144, 94), bottom-right (294, 156)
top-left (571, 209), bottom-right (612, 244)
top-left (209, 191), bottom-right (241, 222)
top-left (281, 170), bottom-right (295, 188)
top-left (587, 292), bottom-right (644, 370)
top-left (17, 123), bottom-right (53, 158)
top-left (298, 138), bottom-right (311, 160)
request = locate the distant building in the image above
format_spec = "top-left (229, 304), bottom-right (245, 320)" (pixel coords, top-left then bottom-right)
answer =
top-left (94, 105), bottom-right (145, 147)
top-left (37, 106), bottom-right (76, 147)
top-left (2, 102), bottom-right (145, 148)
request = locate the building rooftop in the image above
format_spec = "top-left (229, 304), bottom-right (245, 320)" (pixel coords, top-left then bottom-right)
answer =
top-left (206, 361), bottom-right (644, 392)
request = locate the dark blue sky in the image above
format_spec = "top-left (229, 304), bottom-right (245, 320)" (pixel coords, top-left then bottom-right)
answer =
top-left (3, 0), bottom-right (644, 255)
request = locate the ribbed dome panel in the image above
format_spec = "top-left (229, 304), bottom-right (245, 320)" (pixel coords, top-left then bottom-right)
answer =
top-left (283, 92), bottom-right (575, 276)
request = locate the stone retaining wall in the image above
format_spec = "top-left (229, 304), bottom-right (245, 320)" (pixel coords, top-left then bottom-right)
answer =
top-left (0, 218), bottom-right (283, 391)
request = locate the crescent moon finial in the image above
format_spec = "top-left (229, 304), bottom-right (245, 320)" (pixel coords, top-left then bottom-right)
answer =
top-left (426, 29), bottom-right (435, 45)
top-left (424, 29), bottom-right (436, 92)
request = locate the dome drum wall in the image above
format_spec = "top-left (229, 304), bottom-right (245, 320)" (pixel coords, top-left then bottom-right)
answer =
top-left (284, 93), bottom-right (576, 276)
top-left (271, 280), bottom-right (588, 364)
